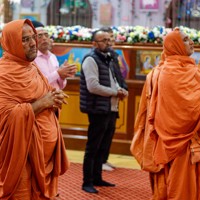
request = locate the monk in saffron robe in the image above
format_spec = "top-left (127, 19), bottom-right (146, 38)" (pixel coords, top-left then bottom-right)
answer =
top-left (0, 19), bottom-right (69, 199)
top-left (131, 28), bottom-right (200, 200)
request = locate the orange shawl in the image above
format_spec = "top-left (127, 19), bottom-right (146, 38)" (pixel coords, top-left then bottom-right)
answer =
top-left (0, 20), bottom-right (69, 199)
top-left (152, 29), bottom-right (200, 164)
top-left (130, 54), bottom-right (164, 172)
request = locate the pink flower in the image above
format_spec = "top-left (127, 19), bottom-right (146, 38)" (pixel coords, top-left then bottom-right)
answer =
top-left (116, 35), bottom-right (126, 42)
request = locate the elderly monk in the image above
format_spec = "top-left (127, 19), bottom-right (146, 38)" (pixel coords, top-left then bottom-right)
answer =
top-left (131, 27), bottom-right (200, 200)
top-left (0, 19), bottom-right (69, 199)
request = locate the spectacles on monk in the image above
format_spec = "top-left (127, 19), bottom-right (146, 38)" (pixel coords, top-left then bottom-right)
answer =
top-left (22, 34), bottom-right (37, 44)
top-left (95, 38), bottom-right (111, 43)
top-left (37, 33), bottom-right (49, 39)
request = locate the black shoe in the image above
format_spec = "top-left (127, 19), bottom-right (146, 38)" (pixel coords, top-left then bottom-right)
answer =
top-left (93, 180), bottom-right (115, 187)
top-left (82, 185), bottom-right (98, 193)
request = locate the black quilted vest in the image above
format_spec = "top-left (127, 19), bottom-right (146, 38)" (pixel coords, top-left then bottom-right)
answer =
top-left (80, 48), bottom-right (113, 114)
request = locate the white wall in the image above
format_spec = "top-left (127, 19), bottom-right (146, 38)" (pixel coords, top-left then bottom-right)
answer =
top-left (12, 0), bottom-right (168, 28)
top-left (12, 0), bottom-right (48, 26)
top-left (133, 0), bottom-right (166, 28)
top-left (90, 0), bottom-right (134, 27)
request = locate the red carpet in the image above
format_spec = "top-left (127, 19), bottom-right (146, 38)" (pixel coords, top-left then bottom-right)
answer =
top-left (58, 163), bottom-right (152, 200)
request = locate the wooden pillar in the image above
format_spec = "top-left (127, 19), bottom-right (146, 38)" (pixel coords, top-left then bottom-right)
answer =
top-left (3, 0), bottom-right (13, 23)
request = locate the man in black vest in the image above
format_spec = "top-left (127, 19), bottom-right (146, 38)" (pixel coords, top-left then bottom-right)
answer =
top-left (100, 26), bottom-right (128, 171)
top-left (80, 30), bottom-right (128, 193)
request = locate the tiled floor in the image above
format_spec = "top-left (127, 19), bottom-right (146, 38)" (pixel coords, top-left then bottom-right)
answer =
top-left (66, 149), bottom-right (141, 170)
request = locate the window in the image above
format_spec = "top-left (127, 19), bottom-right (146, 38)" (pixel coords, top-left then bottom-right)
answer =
top-left (47, 0), bottom-right (92, 28)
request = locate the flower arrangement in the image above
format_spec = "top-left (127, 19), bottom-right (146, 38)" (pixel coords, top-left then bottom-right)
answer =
top-left (0, 23), bottom-right (200, 45)
top-left (45, 25), bottom-right (94, 43)
top-left (45, 25), bottom-right (169, 44)
top-left (45, 25), bottom-right (173, 44)
top-left (112, 25), bottom-right (171, 44)
top-left (179, 26), bottom-right (200, 44)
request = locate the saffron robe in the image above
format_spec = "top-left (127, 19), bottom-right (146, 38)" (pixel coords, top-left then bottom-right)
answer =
top-left (131, 29), bottom-right (200, 199)
top-left (0, 19), bottom-right (69, 199)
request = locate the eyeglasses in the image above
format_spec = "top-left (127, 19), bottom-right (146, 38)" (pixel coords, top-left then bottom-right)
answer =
top-left (37, 33), bottom-right (49, 39)
top-left (95, 38), bottom-right (111, 43)
top-left (22, 34), bottom-right (37, 44)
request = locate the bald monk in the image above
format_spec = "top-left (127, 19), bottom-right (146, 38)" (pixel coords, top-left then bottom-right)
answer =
top-left (0, 19), bottom-right (69, 199)
top-left (131, 28), bottom-right (200, 199)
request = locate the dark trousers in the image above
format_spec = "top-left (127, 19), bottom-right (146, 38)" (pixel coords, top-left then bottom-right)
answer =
top-left (102, 120), bottom-right (116, 164)
top-left (82, 112), bottom-right (117, 186)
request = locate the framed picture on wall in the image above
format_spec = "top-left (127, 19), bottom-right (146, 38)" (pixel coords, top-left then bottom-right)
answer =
top-left (99, 3), bottom-right (113, 25)
top-left (139, 0), bottom-right (159, 12)
top-left (136, 50), bottom-right (162, 77)
top-left (20, 13), bottom-right (40, 21)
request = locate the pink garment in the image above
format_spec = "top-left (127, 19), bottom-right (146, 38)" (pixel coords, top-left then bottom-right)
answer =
top-left (34, 50), bottom-right (67, 89)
